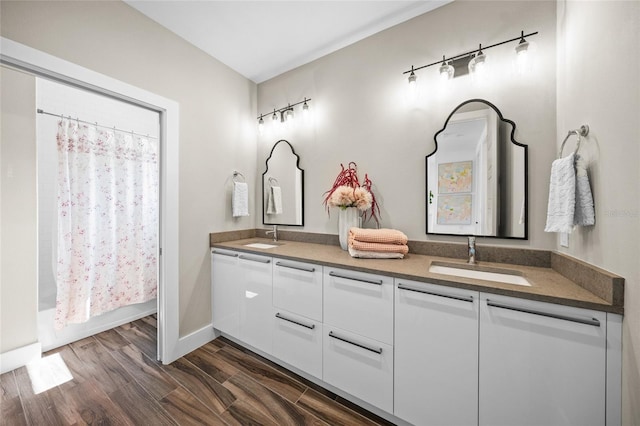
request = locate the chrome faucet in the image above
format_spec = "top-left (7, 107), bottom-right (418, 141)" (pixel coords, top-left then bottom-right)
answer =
top-left (467, 236), bottom-right (477, 265)
top-left (266, 225), bottom-right (278, 242)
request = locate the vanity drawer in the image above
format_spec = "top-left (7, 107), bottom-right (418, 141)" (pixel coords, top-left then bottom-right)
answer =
top-left (323, 325), bottom-right (393, 414)
top-left (273, 258), bottom-right (322, 322)
top-left (272, 308), bottom-right (323, 380)
top-left (323, 267), bottom-right (393, 344)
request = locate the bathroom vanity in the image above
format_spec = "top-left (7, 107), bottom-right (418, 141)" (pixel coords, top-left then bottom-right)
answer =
top-left (210, 237), bottom-right (623, 426)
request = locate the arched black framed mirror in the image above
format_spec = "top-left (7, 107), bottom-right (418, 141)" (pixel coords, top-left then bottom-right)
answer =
top-left (262, 140), bottom-right (304, 226)
top-left (426, 99), bottom-right (528, 239)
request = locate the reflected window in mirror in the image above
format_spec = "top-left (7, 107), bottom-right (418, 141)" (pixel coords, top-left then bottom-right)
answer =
top-left (427, 99), bottom-right (528, 239)
top-left (262, 140), bottom-right (304, 226)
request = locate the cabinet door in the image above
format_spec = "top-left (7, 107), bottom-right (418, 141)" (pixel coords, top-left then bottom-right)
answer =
top-left (238, 253), bottom-right (273, 355)
top-left (273, 258), bottom-right (322, 322)
top-left (323, 325), bottom-right (393, 413)
top-left (211, 249), bottom-right (240, 336)
top-left (394, 280), bottom-right (479, 426)
top-left (323, 268), bottom-right (393, 344)
top-left (272, 308), bottom-right (323, 379)
top-left (479, 293), bottom-right (606, 426)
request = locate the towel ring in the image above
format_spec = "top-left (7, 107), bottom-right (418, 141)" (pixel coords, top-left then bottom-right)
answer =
top-left (268, 177), bottom-right (279, 186)
top-left (559, 124), bottom-right (589, 158)
top-left (232, 171), bottom-right (245, 183)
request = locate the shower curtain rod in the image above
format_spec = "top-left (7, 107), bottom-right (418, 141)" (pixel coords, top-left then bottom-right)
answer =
top-left (36, 108), bottom-right (158, 140)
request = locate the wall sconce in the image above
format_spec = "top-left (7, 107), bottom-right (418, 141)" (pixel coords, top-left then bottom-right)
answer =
top-left (258, 98), bottom-right (312, 133)
top-left (403, 30), bottom-right (538, 86)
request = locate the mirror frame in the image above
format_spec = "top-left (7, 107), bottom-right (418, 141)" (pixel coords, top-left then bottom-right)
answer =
top-left (427, 99), bottom-right (528, 240)
top-left (262, 139), bottom-right (304, 227)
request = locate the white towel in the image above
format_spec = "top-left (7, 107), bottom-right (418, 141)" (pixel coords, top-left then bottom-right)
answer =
top-left (545, 153), bottom-right (576, 233)
top-left (266, 186), bottom-right (283, 215)
top-left (574, 154), bottom-right (595, 226)
top-left (348, 246), bottom-right (405, 259)
top-left (232, 182), bottom-right (249, 217)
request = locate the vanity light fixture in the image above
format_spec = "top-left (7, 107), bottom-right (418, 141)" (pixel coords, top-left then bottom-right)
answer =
top-left (258, 115), bottom-right (265, 134)
top-left (257, 98), bottom-right (312, 130)
top-left (402, 30), bottom-right (538, 84)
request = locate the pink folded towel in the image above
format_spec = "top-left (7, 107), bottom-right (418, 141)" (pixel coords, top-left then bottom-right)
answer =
top-left (348, 228), bottom-right (408, 245)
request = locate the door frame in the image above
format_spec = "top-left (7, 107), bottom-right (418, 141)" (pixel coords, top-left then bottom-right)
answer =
top-left (0, 37), bottom-right (181, 363)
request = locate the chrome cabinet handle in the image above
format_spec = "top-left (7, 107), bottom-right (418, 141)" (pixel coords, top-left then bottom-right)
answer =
top-left (329, 271), bottom-right (383, 286)
top-left (328, 331), bottom-right (383, 354)
top-left (275, 313), bottom-right (315, 330)
top-left (239, 255), bottom-right (271, 264)
top-left (486, 300), bottom-right (601, 327)
top-left (275, 261), bottom-right (315, 273)
top-left (398, 283), bottom-right (474, 303)
top-left (212, 250), bottom-right (238, 258)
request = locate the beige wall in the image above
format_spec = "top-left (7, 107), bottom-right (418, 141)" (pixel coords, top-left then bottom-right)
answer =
top-left (557, 1), bottom-right (640, 422)
top-left (0, 0), bottom-right (257, 337)
top-left (0, 67), bottom-right (38, 353)
top-left (258, 0), bottom-right (640, 421)
top-left (257, 0), bottom-right (557, 250)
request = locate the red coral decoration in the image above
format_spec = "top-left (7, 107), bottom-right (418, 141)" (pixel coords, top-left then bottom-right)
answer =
top-left (323, 162), bottom-right (380, 225)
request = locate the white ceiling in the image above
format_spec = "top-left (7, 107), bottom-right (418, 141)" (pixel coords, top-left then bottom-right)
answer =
top-left (125, 1), bottom-right (451, 83)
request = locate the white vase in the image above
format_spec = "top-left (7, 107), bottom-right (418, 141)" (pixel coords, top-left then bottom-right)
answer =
top-left (338, 207), bottom-right (359, 250)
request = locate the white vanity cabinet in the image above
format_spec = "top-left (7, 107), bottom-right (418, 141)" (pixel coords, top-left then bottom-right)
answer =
top-left (323, 267), bottom-right (394, 413)
top-left (394, 279), bottom-right (479, 426)
top-left (211, 248), bottom-right (240, 336)
top-left (272, 258), bottom-right (322, 321)
top-left (479, 293), bottom-right (607, 426)
top-left (272, 258), bottom-right (324, 379)
top-left (237, 252), bottom-right (273, 355)
top-left (323, 267), bottom-right (394, 344)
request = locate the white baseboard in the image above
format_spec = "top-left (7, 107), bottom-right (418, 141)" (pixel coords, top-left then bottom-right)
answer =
top-left (0, 341), bottom-right (42, 374)
top-left (165, 323), bottom-right (216, 363)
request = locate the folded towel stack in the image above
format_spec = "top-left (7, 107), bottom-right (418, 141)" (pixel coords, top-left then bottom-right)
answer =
top-left (348, 228), bottom-right (409, 259)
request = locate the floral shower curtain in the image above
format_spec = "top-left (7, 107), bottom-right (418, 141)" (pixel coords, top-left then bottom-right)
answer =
top-left (54, 120), bottom-right (158, 330)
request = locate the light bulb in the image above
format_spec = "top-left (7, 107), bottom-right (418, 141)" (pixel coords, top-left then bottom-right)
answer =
top-left (468, 45), bottom-right (487, 84)
top-left (302, 100), bottom-right (310, 122)
top-left (408, 68), bottom-right (417, 89)
top-left (438, 56), bottom-right (454, 83)
top-left (257, 116), bottom-right (264, 134)
top-left (515, 33), bottom-right (531, 75)
top-left (285, 108), bottom-right (294, 122)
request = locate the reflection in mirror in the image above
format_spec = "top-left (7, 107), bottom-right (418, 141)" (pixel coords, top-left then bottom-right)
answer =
top-left (262, 140), bottom-right (304, 226)
top-left (427, 99), bottom-right (528, 239)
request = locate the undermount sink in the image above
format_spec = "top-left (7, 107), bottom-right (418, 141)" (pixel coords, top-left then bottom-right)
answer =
top-left (243, 242), bottom-right (281, 249)
top-left (428, 261), bottom-right (531, 286)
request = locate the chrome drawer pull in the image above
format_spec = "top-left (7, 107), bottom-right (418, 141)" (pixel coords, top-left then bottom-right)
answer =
top-left (275, 313), bottom-right (315, 330)
top-left (212, 250), bottom-right (238, 258)
top-left (329, 271), bottom-right (383, 286)
top-left (328, 331), bottom-right (383, 354)
top-left (239, 255), bottom-right (271, 264)
top-left (275, 261), bottom-right (315, 273)
top-left (398, 283), bottom-right (474, 303)
top-left (486, 300), bottom-right (601, 327)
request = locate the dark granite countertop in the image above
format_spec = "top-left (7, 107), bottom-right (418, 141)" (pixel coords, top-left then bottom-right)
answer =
top-left (211, 236), bottom-right (624, 315)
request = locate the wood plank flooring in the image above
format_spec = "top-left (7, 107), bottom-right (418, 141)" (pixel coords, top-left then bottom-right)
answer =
top-left (1, 316), bottom-right (395, 425)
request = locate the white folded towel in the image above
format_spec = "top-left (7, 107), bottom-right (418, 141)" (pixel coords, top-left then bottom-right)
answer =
top-left (348, 246), bottom-right (405, 259)
top-left (574, 154), bottom-right (595, 226)
top-left (232, 181), bottom-right (249, 217)
top-left (545, 153), bottom-right (576, 233)
top-left (266, 186), bottom-right (283, 215)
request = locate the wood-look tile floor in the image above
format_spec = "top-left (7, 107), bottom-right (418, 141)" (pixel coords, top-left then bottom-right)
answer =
top-left (1, 316), bottom-right (395, 425)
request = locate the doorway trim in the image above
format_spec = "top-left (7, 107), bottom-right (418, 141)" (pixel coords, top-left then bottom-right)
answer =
top-left (1, 37), bottom-right (180, 363)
